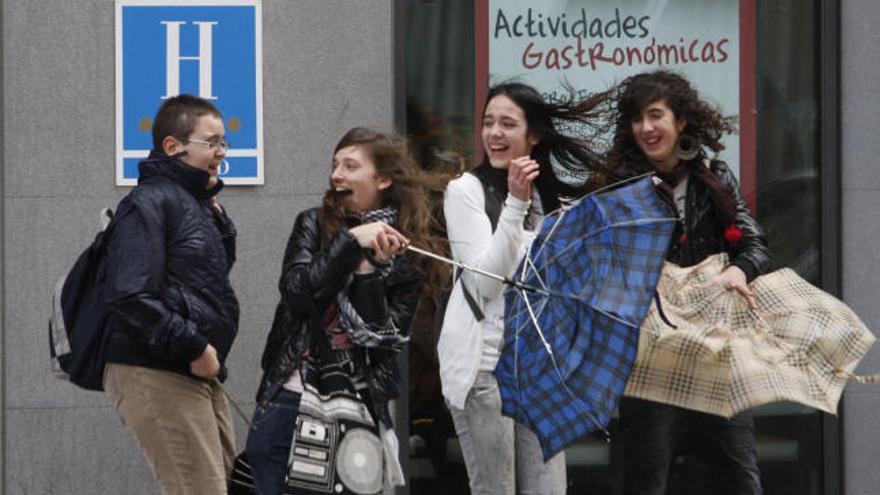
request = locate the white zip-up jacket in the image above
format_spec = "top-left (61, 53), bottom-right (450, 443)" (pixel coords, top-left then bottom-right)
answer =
top-left (438, 173), bottom-right (536, 410)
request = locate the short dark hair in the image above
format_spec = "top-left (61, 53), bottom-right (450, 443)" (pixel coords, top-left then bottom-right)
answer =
top-left (151, 94), bottom-right (222, 150)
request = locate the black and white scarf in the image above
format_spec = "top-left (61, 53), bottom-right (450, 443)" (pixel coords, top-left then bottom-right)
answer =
top-left (336, 206), bottom-right (409, 349)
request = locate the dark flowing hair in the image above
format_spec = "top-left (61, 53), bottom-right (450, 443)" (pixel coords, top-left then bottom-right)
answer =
top-left (321, 127), bottom-right (448, 292)
top-left (472, 82), bottom-right (611, 213)
top-left (607, 70), bottom-right (739, 225)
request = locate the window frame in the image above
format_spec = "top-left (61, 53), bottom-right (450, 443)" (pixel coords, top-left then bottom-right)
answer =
top-left (394, 1), bottom-right (843, 492)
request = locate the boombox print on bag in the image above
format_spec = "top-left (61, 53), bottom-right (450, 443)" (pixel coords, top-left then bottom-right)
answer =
top-left (286, 359), bottom-right (384, 495)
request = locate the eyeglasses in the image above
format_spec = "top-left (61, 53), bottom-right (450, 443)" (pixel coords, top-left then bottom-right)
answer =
top-left (185, 138), bottom-right (231, 152)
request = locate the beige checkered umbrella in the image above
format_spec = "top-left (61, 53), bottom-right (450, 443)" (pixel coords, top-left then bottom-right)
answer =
top-left (623, 253), bottom-right (876, 418)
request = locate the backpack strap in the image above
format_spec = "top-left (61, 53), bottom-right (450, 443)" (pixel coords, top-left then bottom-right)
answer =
top-left (455, 267), bottom-right (485, 321)
top-left (91, 207), bottom-right (122, 258)
top-left (454, 171), bottom-right (506, 322)
top-left (468, 170), bottom-right (504, 232)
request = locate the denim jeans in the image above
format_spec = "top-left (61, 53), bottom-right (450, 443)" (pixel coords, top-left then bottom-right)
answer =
top-left (620, 397), bottom-right (763, 495)
top-left (449, 372), bottom-right (567, 495)
top-left (244, 390), bottom-right (302, 495)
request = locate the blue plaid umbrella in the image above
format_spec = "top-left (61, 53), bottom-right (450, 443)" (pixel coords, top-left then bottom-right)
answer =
top-left (496, 176), bottom-right (676, 460)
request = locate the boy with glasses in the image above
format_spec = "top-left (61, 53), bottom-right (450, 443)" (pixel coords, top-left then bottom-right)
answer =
top-left (102, 94), bottom-right (240, 495)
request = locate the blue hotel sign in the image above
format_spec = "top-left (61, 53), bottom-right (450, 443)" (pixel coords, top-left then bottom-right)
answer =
top-left (116, 0), bottom-right (263, 185)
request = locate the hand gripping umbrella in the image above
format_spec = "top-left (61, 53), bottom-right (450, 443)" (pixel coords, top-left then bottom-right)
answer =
top-left (494, 175), bottom-right (677, 460)
top-left (624, 253), bottom-right (877, 417)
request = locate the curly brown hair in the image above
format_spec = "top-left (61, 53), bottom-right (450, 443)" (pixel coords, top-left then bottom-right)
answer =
top-left (607, 70), bottom-right (737, 176)
top-left (607, 70), bottom-right (740, 224)
top-left (321, 127), bottom-right (449, 292)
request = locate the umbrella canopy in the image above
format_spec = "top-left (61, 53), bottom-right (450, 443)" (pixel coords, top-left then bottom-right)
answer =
top-left (624, 253), bottom-right (876, 417)
top-left (496, 176), bottom-right (677, 460)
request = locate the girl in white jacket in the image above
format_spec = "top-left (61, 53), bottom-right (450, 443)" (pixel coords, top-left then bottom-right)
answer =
top-left (438, 83), bottom-right (609, 495)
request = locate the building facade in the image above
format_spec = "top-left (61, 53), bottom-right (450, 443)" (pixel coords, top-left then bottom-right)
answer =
top-left (1, 0), bottom-right (878, 493)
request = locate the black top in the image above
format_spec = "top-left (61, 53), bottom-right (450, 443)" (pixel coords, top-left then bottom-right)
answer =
top-left (255, 208), bottom-right (424, 426)
top-left (667, 160), bottom-right (770, 281)
top-left (103, 151), bottom-right (239, 381)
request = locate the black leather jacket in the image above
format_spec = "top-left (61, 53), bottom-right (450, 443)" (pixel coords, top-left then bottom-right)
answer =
top-left (256, 208), bottom-right (424, 425)
top-left (103, 151), bottom-right (239, 380)
top-left (667, 160), bottom-right (770, 281)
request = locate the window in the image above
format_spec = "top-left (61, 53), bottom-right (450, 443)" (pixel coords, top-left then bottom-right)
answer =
top-left (404, 1), bottom-right (828, 493)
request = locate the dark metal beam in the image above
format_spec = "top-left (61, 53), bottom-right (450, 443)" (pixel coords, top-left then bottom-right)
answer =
top-left (819, 0), bottom-right (842, 494)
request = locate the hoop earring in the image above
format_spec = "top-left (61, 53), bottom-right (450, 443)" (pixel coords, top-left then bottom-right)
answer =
top-left (674, 134), bottom-right (699, 161)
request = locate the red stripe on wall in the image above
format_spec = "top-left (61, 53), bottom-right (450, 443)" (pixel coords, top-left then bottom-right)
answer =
top-left (740, 0), bottom-right (757, 213)
top-left (474, 0), bottom-right (489, 167)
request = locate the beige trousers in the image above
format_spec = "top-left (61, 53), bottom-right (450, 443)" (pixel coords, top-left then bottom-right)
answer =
top-left (104, 363), bottom-right (235, 495)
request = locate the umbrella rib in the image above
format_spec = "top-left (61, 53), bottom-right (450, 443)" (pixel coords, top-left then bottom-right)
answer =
top-left (519, 288), bottom-right (611, 441)
top-left (529, 217), bottom-right (677, 283)
top-left (520, 252), bottom-right (549, 291)
top-left (546, 217), bottom-right (679, 254)
top-left (574, 172), bottom-right (659, 200)
top-left (539, 172), bottom-right (659, 218)
top-left (591, 306), bottom-right (640, 329)
top-left (531, 207), bottom-right (568, 261)
top-left (530, 172), bottom-right (659, 261)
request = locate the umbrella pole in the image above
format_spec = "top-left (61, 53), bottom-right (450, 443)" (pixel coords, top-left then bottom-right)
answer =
top-left (407, 245), bottom-right (558, 298)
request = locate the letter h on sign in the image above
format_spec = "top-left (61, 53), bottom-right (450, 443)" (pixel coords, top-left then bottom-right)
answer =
top-left (115, 0), bottom-right (264, 186)
top-left (161, 21), bottom-right (218, 100)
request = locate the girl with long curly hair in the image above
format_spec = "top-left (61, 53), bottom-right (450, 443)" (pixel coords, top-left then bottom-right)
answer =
top-left (246, 127), bottom-right (445, 494)
top-left (609, 70), bottom-right (770, 495)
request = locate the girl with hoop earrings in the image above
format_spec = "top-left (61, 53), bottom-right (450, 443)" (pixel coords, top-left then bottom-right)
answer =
top-left (608, 70), bottom-right (770, 495)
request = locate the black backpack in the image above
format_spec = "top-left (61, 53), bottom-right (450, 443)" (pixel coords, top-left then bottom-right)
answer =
top-left (49, 208), bottom-right (117, 391)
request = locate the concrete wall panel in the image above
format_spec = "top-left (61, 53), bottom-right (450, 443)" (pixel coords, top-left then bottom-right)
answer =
top-left (2, 0), bottom-right (395, 492)
top-left (5, 407), bottom-right (155, 494)
top-left (842, 1), bottom-right (880, 494)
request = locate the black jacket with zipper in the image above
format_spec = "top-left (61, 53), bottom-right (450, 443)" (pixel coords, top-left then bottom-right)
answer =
top-left (103, 151), bottom-right (239, 381)
top-left (667, 160), bottom-right (770, 281)
top-left (255, 207), bottom-right (424, 426)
